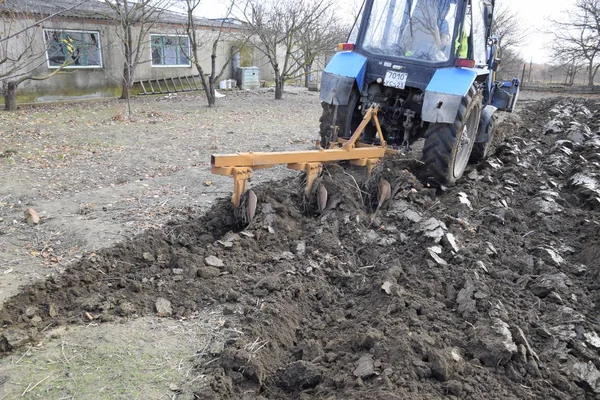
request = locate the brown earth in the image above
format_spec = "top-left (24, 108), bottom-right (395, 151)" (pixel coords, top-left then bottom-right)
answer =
top-left (1, 89), bottom-right (600, 399)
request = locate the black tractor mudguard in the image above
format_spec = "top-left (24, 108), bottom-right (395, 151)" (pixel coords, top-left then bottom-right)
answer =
top-left (475, 105), bottom-right (497, 143)
top-left (318, 51), bottom-right (367, 106)
top-left (319, 71), bottom-right (356, 106)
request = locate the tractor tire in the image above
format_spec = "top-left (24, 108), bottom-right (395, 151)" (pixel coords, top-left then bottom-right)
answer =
top-left (422, 85), bottom-right (483, 185)
top-left (319, 90), bottom-right (362, 148)
top-left (470, 112), bottom-right (498, 163)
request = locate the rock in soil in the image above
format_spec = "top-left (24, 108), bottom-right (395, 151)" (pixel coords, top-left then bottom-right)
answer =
top-left (155, 297), bottom-right (173, 317)
top-left (528, 273), bottom-right (572, 298)
top-left (23, 208), bottom-right (40, 225)
top-left (572, 361), bottom-right (600, 393)
top-left (429, 348), bottom-right (463, 382)
top-left (471, 319), bottom-right (518, 367)
top-left (353, 354), bottom-right (376, 379)
top-left (205, 256), bottom-right (225, 268)
top-left (0, 329), bottom-right (29, 350)
top-left (198, 266), bottom-right (221, 279)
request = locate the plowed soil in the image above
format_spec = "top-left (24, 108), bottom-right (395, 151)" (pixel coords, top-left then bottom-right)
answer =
top-left (1, 90), bottom-right (600, 399)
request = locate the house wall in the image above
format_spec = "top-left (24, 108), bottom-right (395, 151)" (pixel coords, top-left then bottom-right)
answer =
top-left (12, 17), bottom-right (124, 102)
top-left (1, 15), bottom-right (248, 104)
top-left (134, 25), bottom-right (239, 83)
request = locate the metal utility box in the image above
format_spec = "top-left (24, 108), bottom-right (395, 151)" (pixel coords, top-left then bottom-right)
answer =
top-left (236, 67), bottom-right (260, 90)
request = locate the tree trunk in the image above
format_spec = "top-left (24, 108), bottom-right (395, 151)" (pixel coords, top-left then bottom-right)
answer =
top-left (568, 63), bottom-right (577, 86)
top-left (274, 69), bottom-right (284, 100)
top-left (208, 54), bottom-right (217, 107)
top-left (196, 65), bottom-right (214, 107)
top-left (592, 64), bottom-right (600, 88)
top-left (126, 86), bottom-right (132, 117)
top-left (208, 78), bottom-right (216, 107)
top-left (121, 45), bottom-right (132, 102)
top-left (121, 80), bottom-right (130, 101)
top-left (304, 65), bottom-right (310, 88)
top-left (565, 64), bottom-right (573, 86)
top-left (275, 79), bottom-right (284, 99)
top-left (121, 6), bottom-right (133, 108)
top-left (4, 81), bottom-right (18, 111)
top-left (121, 64), bottom-right (132, 116)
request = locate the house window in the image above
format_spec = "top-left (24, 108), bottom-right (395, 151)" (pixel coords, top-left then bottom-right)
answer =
top-left (151, 35), bottom-right (191, 67)
top-left (44, 29), bottom-right (102, 68)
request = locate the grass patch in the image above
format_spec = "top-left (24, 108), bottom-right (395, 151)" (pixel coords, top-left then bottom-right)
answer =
top-left (0, 315), bottom-right (226, 399)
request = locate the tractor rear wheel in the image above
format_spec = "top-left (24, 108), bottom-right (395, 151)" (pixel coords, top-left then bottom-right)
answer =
top-left (319, 90), bottom-right (362, 148)
top-left (422, 85), bottom-right (483, 185)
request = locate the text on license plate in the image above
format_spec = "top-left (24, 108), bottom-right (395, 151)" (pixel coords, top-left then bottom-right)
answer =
top-left (383, 71), bottom-right (408, 89)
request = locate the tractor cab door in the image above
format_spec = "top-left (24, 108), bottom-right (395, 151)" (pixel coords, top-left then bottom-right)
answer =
top-left (470, 0), bottom-right (490, 67)
top-left (454, 0), bottom-right (489, 67)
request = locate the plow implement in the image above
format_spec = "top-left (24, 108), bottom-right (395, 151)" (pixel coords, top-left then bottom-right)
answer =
top-left (211, 105), bottom-right (396, 219)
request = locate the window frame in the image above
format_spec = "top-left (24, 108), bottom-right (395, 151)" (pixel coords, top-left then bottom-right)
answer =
top-left (43, 29), bottom-right (103, 69)
top-left (150, 34), bottom-right (192, 68)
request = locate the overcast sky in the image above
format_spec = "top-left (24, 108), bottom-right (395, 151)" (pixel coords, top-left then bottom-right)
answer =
top-left (506, 0), bottom-right (575, 63)
top-left (197, 0), bottom-right (575, 63)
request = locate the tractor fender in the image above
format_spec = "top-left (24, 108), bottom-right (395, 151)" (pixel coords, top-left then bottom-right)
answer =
top-left (475, 105), bottom-right (497, 143)
top-left (491, 78), bottom-right (520, 112)
top-left (319, 52), bottom-right (367, 106)
top-left (421, 68), bottom-right (479, 124)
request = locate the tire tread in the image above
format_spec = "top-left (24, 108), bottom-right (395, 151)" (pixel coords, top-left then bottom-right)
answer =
top-left (422, 85), bottom-right (482, 184)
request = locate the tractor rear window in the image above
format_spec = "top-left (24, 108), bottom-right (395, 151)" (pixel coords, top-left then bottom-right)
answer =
top-left (361, 0), bottom-right (458, 63)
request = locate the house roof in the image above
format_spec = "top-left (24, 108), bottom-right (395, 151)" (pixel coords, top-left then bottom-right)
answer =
top-left (0, 0), bottom-right (238, 29)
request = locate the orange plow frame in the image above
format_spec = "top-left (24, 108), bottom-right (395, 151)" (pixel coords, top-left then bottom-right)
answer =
top-left (211, 105), bottom-right (395, 207)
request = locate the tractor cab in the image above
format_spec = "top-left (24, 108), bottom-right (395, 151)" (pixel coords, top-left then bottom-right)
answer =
top-left (355, 0), bottom-right (494, 65)
top-left (360, 0), bottom-right (463, 64)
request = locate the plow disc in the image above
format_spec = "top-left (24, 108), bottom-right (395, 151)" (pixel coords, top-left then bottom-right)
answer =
top-left (211, 105), bottom-right (397, 220)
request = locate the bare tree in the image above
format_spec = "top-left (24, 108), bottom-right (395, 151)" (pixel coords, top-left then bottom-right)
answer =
top-left (550, 0), bottom-right (600, 87)
top-left (103, 0), bottom-right (172, 116)
top-left (0, 0), bottom-right (88, 110)
top-left (491, 1), bottom-right (527, 81)
top-left (549, 56), bottom-right (586, 86)
top-left (237, 0), bottom-right (333, 100)
top-left (495, 48), bottom-right (525, 81)
top-left (179, 0), bottom-right (242, 107)
top-left (492, 1), bottom-right (529, 54)
top-left (295, 13), bottom-right (348, 88)
top-left (565, 58), bottom-right (586, 85)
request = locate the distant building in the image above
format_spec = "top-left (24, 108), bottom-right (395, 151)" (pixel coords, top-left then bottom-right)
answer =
top-left (0, 0), bottom-right (258, 104)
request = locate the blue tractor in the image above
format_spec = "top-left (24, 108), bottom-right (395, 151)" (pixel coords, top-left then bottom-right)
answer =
top-left (319, 0), bottom-right (520, 184)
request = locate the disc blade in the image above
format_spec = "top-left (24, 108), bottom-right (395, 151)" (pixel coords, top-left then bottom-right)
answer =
top-left (246, 190), bottom-right (257, 221)
top-left (377, 179), bottom-right (391, 208)
top-left (317, 183), bottom-right (328, 213)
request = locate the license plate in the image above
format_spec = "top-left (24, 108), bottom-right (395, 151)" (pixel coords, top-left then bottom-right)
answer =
top-left (383, 70), bottom-right (408, 89)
